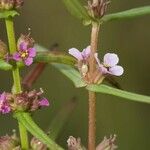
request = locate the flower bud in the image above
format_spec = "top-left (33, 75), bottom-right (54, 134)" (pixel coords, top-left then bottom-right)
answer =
top-left (0, 0), bottom-right (14, 10)
top-left (87, 0), bottom-right (110, 18)
top-left (0, 131), bottom-right (20, 150)
top-left (17, 34), bottom-right (35, 50)
top-left (31, 137), bottom-right (47, 150)
top-left (14, 0), bottom-right (24, 9)
top-left (96, 134), bottom-right (117, 150)
top-left (0, 0), bottom-right (23, 10)
top-left (0, 40), bottom-right (7, 58)
top-left (67, 136), bottom-right (84, 150)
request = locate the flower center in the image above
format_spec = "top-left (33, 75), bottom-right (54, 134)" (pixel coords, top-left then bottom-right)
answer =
top-left (20, 50), bottom-right (29, 59)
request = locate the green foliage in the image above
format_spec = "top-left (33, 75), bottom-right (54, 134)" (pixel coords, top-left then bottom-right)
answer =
top-left (0, 10), bottom-right (19, 19)
top-left (53, 63), bottom-right (150, 104)
top-left (61, 0), bottom-right (92, 25)
top-left (35, 45), bottom-right (76, 66)
top-left (52, 63), bottom-right (86, 88)
top-left (101, 6), bottom-right (150, 23)
top-left (87, 84), bottom-right (150, 104)
top-left (0, 59), bottom-right (13, 70)
top-left (14, 112), bottom-right (64, 150)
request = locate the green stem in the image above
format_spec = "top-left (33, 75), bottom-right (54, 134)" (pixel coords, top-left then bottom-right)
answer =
top-left (5, 17), bottom-right (29, 150)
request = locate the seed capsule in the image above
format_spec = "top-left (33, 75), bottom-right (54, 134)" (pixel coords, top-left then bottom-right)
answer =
top-left (81, 64), bottom-right (88, 77)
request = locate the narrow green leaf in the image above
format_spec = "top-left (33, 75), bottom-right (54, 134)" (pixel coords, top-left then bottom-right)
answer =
top-left (48, 97), bottom-right (77, 140)
top-left (52, 63), bottom-right (86, 88)
top-left (14, 112), bottom-right (64, 150)
top-left (0, 10), bottom-right (19, 19)
top-left (62, 0), bottom-right (91, 22)
top-left (101, 6), bottom-right (150, 23)
top-left (87, 84), bottom-right (150, 104)
top-left (0, 59), bottom-right (13, 70)
top-left (53, 64), bottom-right (150, 104)
top-left (35, 44), bottom-right (76, 66)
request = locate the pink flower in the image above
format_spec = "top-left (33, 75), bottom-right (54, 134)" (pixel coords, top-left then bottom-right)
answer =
top-left (95, 53), bottom-right (124, 76)
top-left (0, 92), bottom-right (11, 114)
top-left (13, 42), bottom-right (36, 66)
top-left (68, 46), bottom-right (91, 61)
top-left (39, 98), bottom-right (49, 107)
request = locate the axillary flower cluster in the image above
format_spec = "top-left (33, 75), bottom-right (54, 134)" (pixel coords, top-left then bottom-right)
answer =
top-left (69, 46), bottom-right (124, 84)
top-left (0, 90), bottom-right (49, 114)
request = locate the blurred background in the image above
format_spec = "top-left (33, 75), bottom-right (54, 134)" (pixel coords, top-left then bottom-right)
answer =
top-left (0, 0), bottom-right (150, 149)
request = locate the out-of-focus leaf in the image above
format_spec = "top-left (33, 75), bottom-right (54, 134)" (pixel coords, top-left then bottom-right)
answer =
top-left (48, 97), bottom-right (77, 140)
top-left (14, 112), bottom-right (64, 150)
top-left (62, 0), bottom-right (92, 22)
top-left (0, 10), bottom-right (19, 19)
top-left (87, 84), bottom-right (150, 104)
top-left (0, 59), bottom-right (13, 70)
top-left (52, 63), bottom-right (86, 88)
top-left (101, 6), bottom-right (150, 23)
top-left (35, 44), bottom-right (76, 66)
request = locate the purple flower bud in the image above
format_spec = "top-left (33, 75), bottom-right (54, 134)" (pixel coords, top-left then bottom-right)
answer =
top-left (0, 92), bottom-right (11, 114)
top-left (68, 46), bottom-right (91, 61)
top-left (13, 34), bottom-right (36, 66)
top-left (95, 53), bottom-right (124, 76)
top-left (39, 98), bottom-right (49, 107)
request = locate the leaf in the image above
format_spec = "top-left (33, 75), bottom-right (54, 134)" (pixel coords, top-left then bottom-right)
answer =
top-left (62, 0), bottom-right (92, 22)
top-left (53, 64), bottom-right (150, 104)
top-left (14, 112), bottom-right (64, 150)
top-left (52, 63), bottom-right (86, 88)
top-left (0, 59), bottom-right (13, 70)
top-left (0, 10), bottom-right (19, 19)
top-left (48, 97), bottom-right (77, 140)
top-left (35, 44), bottom-right (76, 66)
top-left (101, 6), bottom-right (150, 23)
top-left (87, 84), bottom-right (150, 104)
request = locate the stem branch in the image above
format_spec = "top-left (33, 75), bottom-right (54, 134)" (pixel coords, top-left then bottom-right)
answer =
top-left (5, 18), bottom-right (29, 150)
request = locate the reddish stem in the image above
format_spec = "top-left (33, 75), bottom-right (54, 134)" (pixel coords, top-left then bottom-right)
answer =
top-left (88, 22), bottom-right (100, 150)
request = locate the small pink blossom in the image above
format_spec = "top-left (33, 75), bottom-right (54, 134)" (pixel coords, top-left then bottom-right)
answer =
top-left (95, 53), bottom-right (124, 76)
top-left (0, 92), bottom-right (11, 114)
top-left (68, 46), bottom-right (91, 61)
top-left (13, 41), bottom-right (36, 66)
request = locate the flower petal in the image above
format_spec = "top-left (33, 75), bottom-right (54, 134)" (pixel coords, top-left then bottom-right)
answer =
top-left (20, 42), bottom-right (28, 51)
top-left (68, 48), bottom-right (83, 60)
top-left (39, 98), bottom-right (49, 107)
top-left (28, 47), bottom-right (36, 57)
top-left (104, 53), bottom-right (119, 67)
top-left (24, 57), bottom-right (33, 66)
top-left (82, 45), bottom-right (91, 59)
top-left (109, 65), bottom-right (124, 76)
top-left (13, 53), bottom-right (21, 61)
top-left (1, 106), bottom-right (11, 114)
top-left (0, 92), bottom-right (6, 102)
top-left (94, 53), bottom-right (101, 67)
